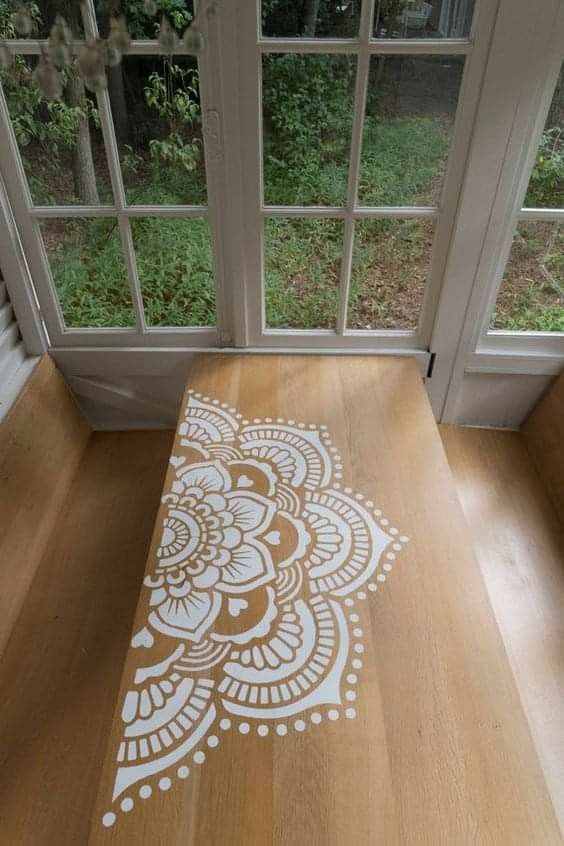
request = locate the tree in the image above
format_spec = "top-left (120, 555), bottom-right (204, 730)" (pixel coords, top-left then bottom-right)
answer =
top-left (64, 71), bottom-right (100, 204)
top-left (301, 0), bottom-right (321, 36)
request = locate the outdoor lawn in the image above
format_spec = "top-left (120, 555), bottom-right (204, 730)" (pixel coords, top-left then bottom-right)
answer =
top-left (1, 0), bottom-right (562, 332)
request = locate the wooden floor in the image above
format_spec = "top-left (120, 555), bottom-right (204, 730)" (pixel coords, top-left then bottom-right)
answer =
top-left (0, 431), bottom-right (173, 845)
top-left (86, 355), bottom-right (560, 844)
top-left (1, 356), bottom-right (563, 844)
top-left (441, 426), bottom-right (564, 834)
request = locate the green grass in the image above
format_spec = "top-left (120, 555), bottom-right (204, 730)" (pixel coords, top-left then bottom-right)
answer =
top-left (45, 109), bottom-right (560, 335)
top-left (491, 222), bottom-right (563, 332)
top-left (46, 215), bottom-right (215, 328)
top-left (264, 218), bottom-right (342, 328)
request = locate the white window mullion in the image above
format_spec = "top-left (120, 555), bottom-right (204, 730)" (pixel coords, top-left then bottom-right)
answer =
top-left (0, 87), bottom-right (67, 343)
top-left (80, 0), bottom-right (147, 338)
top-left (193, 0), bottom-right (228, 346)
top-left (238, 0), bottom-right (265, 345)
top-left (336, 0), bottom-right (373, 335)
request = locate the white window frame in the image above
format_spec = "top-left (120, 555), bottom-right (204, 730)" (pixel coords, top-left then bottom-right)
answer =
top-left (232, 0), bottom-right (495, 370)
top-left (433, 0), bottom-right (564, 421)
top-left (0, 0), bottom-right (238, 349)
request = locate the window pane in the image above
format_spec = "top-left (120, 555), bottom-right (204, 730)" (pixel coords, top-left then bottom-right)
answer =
top-left (490, 221), bottom-right (563, 332)
top-left (523, 63), bottom-right (563, 209)
top-left (373, 0), bottom-right (475, 39)
top-left (1, 58), bottom-right (112, 206)
top-left (358, 55), bottom-right (464, 207)
top-left (40, 218), bottom-right (135, 328)
top-left (116, 57), bottom-right (207, 205)
top-left (262, 54), bottom-right (356, 206)
top-left (261, 0), bottom-right (362, 38)
top-left (347, 218), bottom-right (434, 330)
top-left (97, 1), bottom-right (194, 39)
top-left (264, 218), bottom-right (343, 329)
top-left (130, 217), bottom-right (215, 327)
top-left (1, 2), bottom-right (84, 39)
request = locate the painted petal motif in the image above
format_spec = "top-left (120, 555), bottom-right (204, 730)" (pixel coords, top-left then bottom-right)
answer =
top-left (100, 391), bottom-right (409, 830)
top-left (148, 588), bottom-right (222, 642)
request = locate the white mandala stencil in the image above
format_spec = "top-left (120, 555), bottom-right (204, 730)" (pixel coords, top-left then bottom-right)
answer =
top-left (100, 391), bottom-right (409, 828)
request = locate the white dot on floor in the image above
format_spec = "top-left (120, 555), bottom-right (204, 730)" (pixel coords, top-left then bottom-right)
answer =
top-left (207, 735), bottom-right (219, 748)
top-left (276, 724), bottom-right (287, 736)
top-left (178, 766), bottom-right (190, 779)
top-left (139, 785), bottom-right (152, 799)
top-left (159, 777), bottom-right (171, 791)
top-left (354, 643), bottom-right (364, 654)
top-left (383, 563), bottom-right (392, 572)
top-left (345, 598), bottom-right (354, 607)
top-left (102, 812), bottom-right (116, 828)
top-left (368, 583), bottom-right (378, 592)
top-left (349, 613), bottom-right (359, 623)
top-left (194, 751), bottom-right (206, 764)
top-left (258, 724), bottom-right (269, 737)
top-left (120, 797), bottom-right (133, 813)
top-left (294, 719), bottom-right (306, 732)
top-left (310, 712), bottom-right (322, 724)
top-left (352, 658), bottom-right (363, 669)
top-left (219, 718), bottom-right (231, 731)
top-left (347, 673), bottom-right (358, 684)
top-left (377, 573), bottom-right (386, 582)
top-left (346, 690), bottom-right (357, 702)
top-left (353, 627), bottom-right (363, 638)
top-left (357, 591), bottom-right (367, 600)
top-left (328, 709), bottom-right (340, 721)
top-left (239, 722), bottom-right (250, 735)
top-left (345, 708), bottom-right (357, 719)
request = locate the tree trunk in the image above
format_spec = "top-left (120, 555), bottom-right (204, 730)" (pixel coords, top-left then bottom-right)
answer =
top-left (108, 64), bottom-right (129, 145)
top-left (302, 0), bottom-right (321, 36)
top-left (65, 72), bottom-right (100, 205)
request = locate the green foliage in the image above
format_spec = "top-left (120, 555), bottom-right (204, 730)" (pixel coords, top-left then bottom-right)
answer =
top-left (144, 61), bottom-right (202, 175)
top-left (123, 0), bottom-right (193, 38)
top-left (359, 116), bottom-right (449, 205)
top-left (263, 53), bottom-right (355, 204)
top-left (261, 0), bottom-right (359, 38)
top-left (264, 218), bottom-right (342, 329)
top-left (50, 217), bottom-right (215, 328)
top-left (132, 217), bottom-right (215, 326)
top-left (49, 219), bottom-right (136, 328)
top-left (525, 128), bottom-right (564, 208)
top-left (492, 223), bottom-right (563, 331)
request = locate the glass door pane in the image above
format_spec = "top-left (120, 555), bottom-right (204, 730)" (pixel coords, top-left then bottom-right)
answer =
top-left (251, 0), bottom-right (476, 346)
top-left (0, 0), bottom-right (222, 342)
top-left (261, 1), bottom-right (363, 38)
top-left (490, 63), bottom-right (563, 333)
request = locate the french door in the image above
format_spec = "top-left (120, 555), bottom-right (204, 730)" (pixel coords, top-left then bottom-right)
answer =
top-left (0, 0), bottom-right (232, 349)
top-left (3, 0), bottom-right (551, 421)
top-left (235, 0), bottom-right (490, 364)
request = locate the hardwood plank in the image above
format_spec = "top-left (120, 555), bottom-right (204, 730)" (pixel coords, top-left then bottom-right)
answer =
top-left (524, 371), bottom-right (564, 526)
top-left (440, 425), bottom-right (564, 835)
top-left (0, 354), bottom-right (90, 655)
top-left (0, 431), bottom-right (173, 846)
top-left (89, 355), bottom-right (560, 845)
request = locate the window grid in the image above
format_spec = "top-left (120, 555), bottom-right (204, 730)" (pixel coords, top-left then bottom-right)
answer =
top-left (0, 0), bottom-right (217, 339)
top-left (256, 0), bottom-right (473, 338)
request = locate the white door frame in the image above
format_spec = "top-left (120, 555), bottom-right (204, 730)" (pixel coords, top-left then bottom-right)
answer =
top-left (2, 0), bottom-right (561, 423)
top-left (233, 0), bottom-right (496, 373)
top-left (428, 0), bottom-right (564, 420)
top-left (0, 0), bottom-right (235, 349)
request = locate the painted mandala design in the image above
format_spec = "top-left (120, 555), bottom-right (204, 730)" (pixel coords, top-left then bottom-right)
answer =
top-left (101, 391), bottom-right (409, 829)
